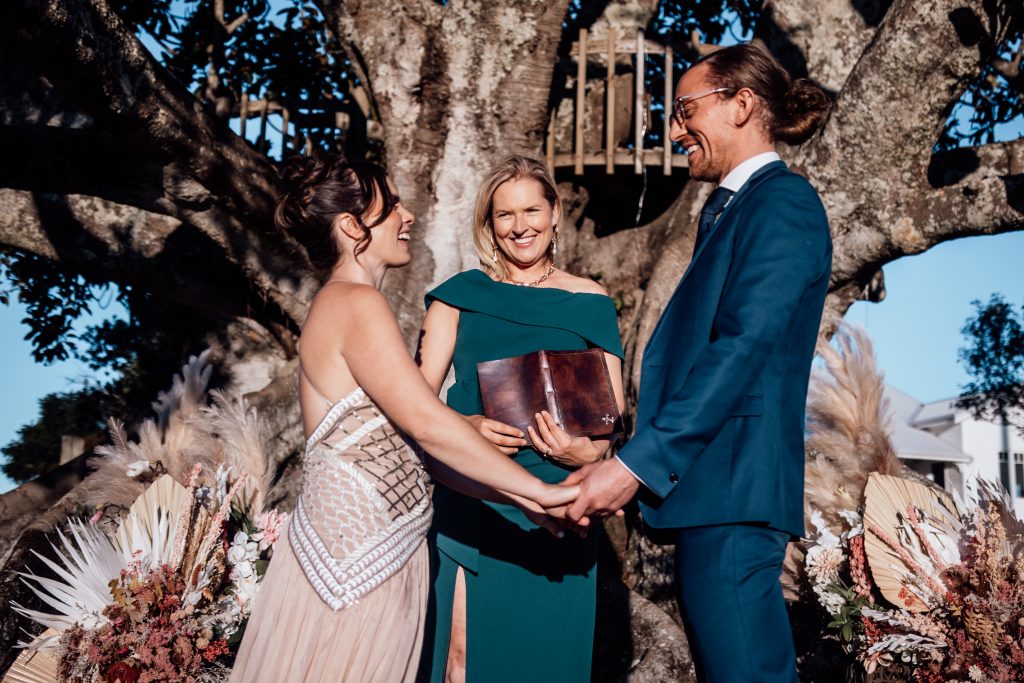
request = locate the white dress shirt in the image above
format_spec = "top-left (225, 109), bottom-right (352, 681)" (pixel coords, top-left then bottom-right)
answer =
top-left (614, 151), bottom-right (781, 489)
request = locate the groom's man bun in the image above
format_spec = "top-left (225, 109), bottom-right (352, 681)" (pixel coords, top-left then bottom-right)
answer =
top-left (699, 42), bottom-right (831, 145)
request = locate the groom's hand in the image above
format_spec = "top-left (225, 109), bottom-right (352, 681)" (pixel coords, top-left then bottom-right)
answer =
top-left (563, 458), bottom-right (640, 526)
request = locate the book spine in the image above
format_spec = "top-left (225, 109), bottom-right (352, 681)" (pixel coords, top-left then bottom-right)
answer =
top-left (539, 350), bottom-right (563, 428)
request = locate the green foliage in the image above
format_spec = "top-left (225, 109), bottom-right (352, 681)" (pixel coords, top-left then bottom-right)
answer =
top-left (1, 389), bottom-right (107, 481)
top-left (0, 250), bottom-right (100, 364)
top-left (823, 582), bottom-right (871, 643)
top-left (937, 35), bottom-right (1024, 150)
top-left (957, 293), bottom-right (1024, 430)
top-left (127, 0), bottom-right (362, 156)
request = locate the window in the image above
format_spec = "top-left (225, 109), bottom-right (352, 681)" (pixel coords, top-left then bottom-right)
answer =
top-left (1000, 452), bottom-right (1010, 493)
top-left (1018, 454), bottom-right (1024, 499)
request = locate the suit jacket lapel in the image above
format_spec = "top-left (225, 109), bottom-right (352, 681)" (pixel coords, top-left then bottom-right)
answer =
top-left (686, 160), bottom-right (787, 269)
top-left (642, 161), bottom-right (789, 359)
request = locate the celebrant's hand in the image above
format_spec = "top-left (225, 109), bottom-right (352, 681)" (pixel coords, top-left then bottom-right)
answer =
top-left (465, 414), bottom-right (527, 455)
top-left (528, 411), bottom-right (603, 467)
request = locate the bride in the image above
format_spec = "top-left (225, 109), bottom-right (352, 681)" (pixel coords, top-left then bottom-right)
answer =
top-left (230, 152), bottom-right (577, 683)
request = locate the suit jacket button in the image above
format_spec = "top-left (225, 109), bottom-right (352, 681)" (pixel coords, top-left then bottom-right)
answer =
top-left (668, 473), bottom-right (679, 484)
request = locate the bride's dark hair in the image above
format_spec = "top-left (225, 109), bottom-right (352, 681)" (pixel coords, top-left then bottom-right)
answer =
top-left (275, 150), bottom-right (397, 278)
top-left (700, 42), bottom-right (831, 145)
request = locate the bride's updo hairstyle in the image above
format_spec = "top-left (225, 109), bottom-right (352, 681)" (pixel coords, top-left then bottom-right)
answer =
top-left (275, 150), bottom-right (397, 279)
top-left (700, 42), bottom-right (831, 145)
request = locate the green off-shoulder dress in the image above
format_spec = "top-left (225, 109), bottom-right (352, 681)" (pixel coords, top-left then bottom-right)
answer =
top-left (422, 269), bottom-right (624, 683)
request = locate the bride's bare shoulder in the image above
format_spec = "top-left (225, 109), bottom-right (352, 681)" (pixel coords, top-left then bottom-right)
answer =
top-left (310, 281), bottom-right (389, 314)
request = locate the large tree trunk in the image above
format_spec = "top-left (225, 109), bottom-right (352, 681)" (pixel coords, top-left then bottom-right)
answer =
top-left (0, 0), bottom-right (1022, 677)
top-left (316, 0), bottom-right (574, 337)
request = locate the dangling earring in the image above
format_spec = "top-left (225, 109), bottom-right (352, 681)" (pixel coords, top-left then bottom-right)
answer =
top-left (491, 240), bottom-right (499, 261)
top-left (550, 226), bottom-right (559, 259)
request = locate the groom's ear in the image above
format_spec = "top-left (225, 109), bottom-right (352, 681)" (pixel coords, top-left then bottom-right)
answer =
top-left (730, 87), bottom-right (758, 128)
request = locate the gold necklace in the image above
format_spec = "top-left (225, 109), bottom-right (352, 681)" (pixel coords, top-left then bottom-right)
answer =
top-left (504, 262), bottom-right (555, 287)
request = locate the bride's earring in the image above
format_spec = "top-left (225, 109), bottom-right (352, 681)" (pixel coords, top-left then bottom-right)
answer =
top-left (550, 226), bottom-right (559, 259)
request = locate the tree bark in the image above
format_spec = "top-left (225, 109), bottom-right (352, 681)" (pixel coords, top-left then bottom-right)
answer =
top-left (317, 0), bottom-right (572, 336)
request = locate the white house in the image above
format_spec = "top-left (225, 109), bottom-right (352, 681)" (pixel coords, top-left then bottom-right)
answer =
top-left (884, 385), bottom-right (1024, 518)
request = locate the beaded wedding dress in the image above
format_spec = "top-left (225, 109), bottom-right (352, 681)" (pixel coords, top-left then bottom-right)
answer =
top-left (231, 387), bottom-right (433, 683)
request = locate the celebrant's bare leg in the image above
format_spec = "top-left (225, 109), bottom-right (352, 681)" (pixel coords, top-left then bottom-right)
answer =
top-left (444, 567), bottom-right (467, 683)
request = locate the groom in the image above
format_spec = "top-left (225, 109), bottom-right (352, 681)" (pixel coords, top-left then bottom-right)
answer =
top-left (566, 43), bottom-right (832, 681)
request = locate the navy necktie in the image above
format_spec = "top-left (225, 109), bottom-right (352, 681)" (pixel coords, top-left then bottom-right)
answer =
top-left (695, 187), bottom-right (735, 248)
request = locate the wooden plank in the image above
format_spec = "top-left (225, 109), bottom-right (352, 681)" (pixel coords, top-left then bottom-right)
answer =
top-left (546, 108), bottom-right (556, 174)
top-left (553, 150), bottom-right (688, 168)
top-left (663, 46), bottom-right (673, 176)
top-left (257, 102), bottom-right (269, 148)
top-left (574, 29), bottom-right (588, 175)
top-left (239, 92), bottom-right (249, 138)
top-left (634, 30), bottom-right (645, 175)
top-left (605, 28), bottom-right (615, 175)
top-left (281, 107), bottom-right (290, 156)
top-left (571, 38), bottom-right (669, 57)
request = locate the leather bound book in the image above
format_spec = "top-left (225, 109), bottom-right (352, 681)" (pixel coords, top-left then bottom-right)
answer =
top-left (476, 348), bottom-right (622, 449)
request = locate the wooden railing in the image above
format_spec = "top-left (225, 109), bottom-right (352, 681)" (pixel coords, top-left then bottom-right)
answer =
top-left (233, 93), bottom-right (382, 159)
top-left (547, 28), bottom-right (688, 176)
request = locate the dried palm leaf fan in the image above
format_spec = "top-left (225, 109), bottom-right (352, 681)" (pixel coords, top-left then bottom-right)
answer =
top-left (863, 473), bottom-right (962, 612)
top-left (2, 631), bottom-right (59, 683)
top-left (114, 473), bottom-right (188, 565)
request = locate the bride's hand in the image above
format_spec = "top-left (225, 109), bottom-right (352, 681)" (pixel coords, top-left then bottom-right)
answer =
top-left (528, 411), bottom-right (603, 467)
top-left (534, 481), bottom-right (579, 509)
top-left (513, 495), bottom-right (587, 538)
top-left (465, 415), bottom-right (528, 455)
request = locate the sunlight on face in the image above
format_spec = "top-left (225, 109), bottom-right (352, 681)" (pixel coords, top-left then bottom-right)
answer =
top-left (491, 177), bottom-right (558, 271)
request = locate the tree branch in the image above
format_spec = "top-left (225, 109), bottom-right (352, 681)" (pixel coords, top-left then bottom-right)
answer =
top-left (0, 122), bottom-right (319, 325)
top-left (0, 189), bottom-right (281, 321)
top-left (806, 0), bottom-right (1016, 179)
top-left (3, 0), bottom-right (274, 219)
top-left (0, 2), bottom-right (324, 324)
top-left (755, 0), bottom-right (886, 92)
top-left (928, 136), bottom-right (1024, 187)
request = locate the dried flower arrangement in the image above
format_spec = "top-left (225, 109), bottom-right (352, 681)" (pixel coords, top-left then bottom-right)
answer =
top-left (789, 327), bottom-right (1024, 682)
top-left (5, 353), bottom-right (285, 683)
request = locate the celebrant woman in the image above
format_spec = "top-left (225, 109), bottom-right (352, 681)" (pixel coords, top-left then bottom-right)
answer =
top-left (417, 155), bottom-right (626, 682)
top-left (229, 152), bottom-right (577, 683)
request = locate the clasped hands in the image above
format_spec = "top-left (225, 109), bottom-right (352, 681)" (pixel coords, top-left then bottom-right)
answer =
top-left (468, 413), bottom-right (641, 538)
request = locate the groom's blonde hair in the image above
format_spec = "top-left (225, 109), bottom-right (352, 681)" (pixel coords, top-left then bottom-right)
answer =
top-left (473, 155), bottom-right (561, 281)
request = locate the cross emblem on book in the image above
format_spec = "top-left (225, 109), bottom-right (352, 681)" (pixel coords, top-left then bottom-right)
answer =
top-left (601, 414), bottom-right (614, 425)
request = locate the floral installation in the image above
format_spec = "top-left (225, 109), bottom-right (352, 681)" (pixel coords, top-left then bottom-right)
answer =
top-left (787, 326), bottom-right (1024, 682)
top-left (7, 353), bottom-right (287, 682)
top-left (803, 475), bottom-right (1024, 682)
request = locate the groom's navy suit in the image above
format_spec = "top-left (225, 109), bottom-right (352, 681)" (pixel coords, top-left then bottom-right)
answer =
top-left (617, 160), bottom-right (831, 682)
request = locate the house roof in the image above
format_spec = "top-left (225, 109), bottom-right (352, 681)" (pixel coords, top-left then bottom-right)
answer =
top-left (883, 386), bottom-right (972, 464)
top-left (912, 396), bottom-right (961, 427)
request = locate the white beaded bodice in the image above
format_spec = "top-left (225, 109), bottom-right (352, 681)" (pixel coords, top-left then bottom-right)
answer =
top-left (289, 387), bottom-right (432, 611)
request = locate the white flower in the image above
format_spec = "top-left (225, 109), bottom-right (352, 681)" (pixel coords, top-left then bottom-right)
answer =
top-left (227, 544), bottom-right (249, 564)
top-left (837, 509), bottom-right (863, 537)
top-left (230, 561), bottom-right (254, 580)
top-left (234, 575), bottom-right (260, 607)
top-left (812, 583), bottom-right (847, 615)
top-left (809, 510), bottom-right (841, 548)
top-left (968, 665), bottom-right (985, 681)
top-left (125, 460), bottom-right (150, 478)
top-left (806, 544), bottom-right (845, 584)
top-left (233, 531), bottom-right (249, 546)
